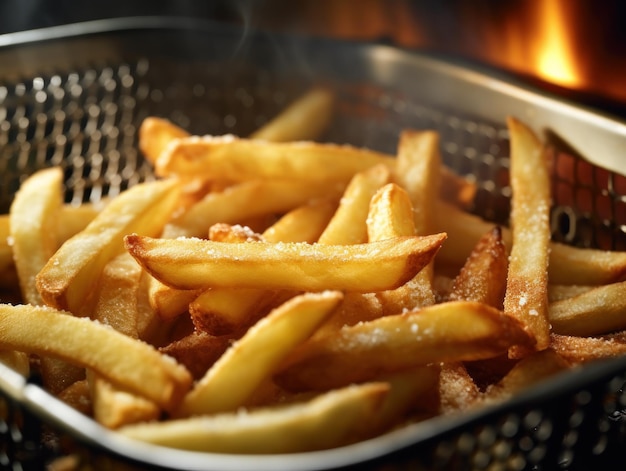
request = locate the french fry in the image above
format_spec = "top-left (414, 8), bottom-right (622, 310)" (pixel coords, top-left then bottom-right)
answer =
top-left (548, 242), bottom-right (626, 285)
top-left (125, 233), bottom-right (446, 293)
top-left (155, 134), bottom-right (396, 182)
top-left (503, 117), bottom-right (551, 356)
top-left (317, 183), bottom-right (417, 334)
top-left (259, 199), bottom-right (337, 244)
top-left (190, 200), bottom-right (336, 335)
top-left (276, 301), bottom-right (530, 391)
top-left (0, 203), bottom-right (101, 290)
top-left (367, 366), bottom-right (440, 435)
top-left (393, 130), bottom-right (440, 234)
top-left (366, 183), bottom-right (416, 242)
top-left (93, 252), bottom-right (143, 338)
top-left (251, 87), bottom-right (334, 142)
top-left (482, 349), bottom-right (569, 402)
top-left (120, 382), bottom-right (389, 454)
top-left (7, 167), bottom-right (66, 381)
top-left (9, 167), bottom-right (63, 306)
top-left (550, 333), bottom-right (626, 364)
top-left (162, 179), bottom-right (344, 239)
top-left (317, 164), bottom-right (391, 245)
top-left (39, 353), bottom-right (86, 396)
top-left (0, 303), bottom-right (191, 411)
top-left (438, 362), bottom-right (481, 415)
top-left (448, 226), bottom-right (508, 309)
top-left (178, 292), bottom-right (343, 416)
top-left (374, 131), bottom-right (441, 312)
top-left (548, 284), bottom-right (594, 302)
top-left (139, 117), bottom-right (190, 164)
top-left (434, 200), bottom-right (626, 285)
top-left (88, 371), bottom-right (160, 429)
top-left (89, 252), bottom-right (162, 427)
top-left (549, 280), bottom-right (626, 336)
top-left (190, 288), bottom-right (293, 336)
top-left (169, 200), bottom-right (336, 327)
top-left (55, 204), bottom-right (103, 245)
top-left (159, 331), bottom-right (234, 380)
top-left (37, 178), bottom-right (180, 314)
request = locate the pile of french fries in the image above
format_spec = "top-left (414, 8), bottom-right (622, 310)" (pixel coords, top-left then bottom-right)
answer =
top-left (2, 87), bottom-right (626, 455)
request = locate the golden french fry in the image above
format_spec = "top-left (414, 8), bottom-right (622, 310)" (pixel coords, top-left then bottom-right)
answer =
top-left (120, 382), bottom-right (389, 454)
top-left (548, 284), bottom-right (594, 302)
top-left (550, 333), bottom-right (626, 364)
top-left (159, 331), bottom-right (234, 380)
top-left (549, 280), bottom-right (626, 336)
top-left (503, 117), bottom-right (551, 356)
top-left (448, 226), bottom-right (508, 309)
top-left (55, 203), bottom-right (103, 245)
top-left (367, 182), bottom-right (436, 313)
top-left (276, 301), bottom-right (530, 391)
top-left (37, 179), bottom-right (180, 314)
top-left (10, 167), bottom-right (63, 306)
top-left (378, 131), bottom-right (441, 311)
top-left (548, 242), bottom-right (626, 285)
top-left (190, 288), bottom-right (292, 336)
top-left (163, 179), bottom-right (344, 239)
top-left (1, 204), bottom-right (101, 290)
top-left (260, 199), bottom-right (337, 244)
top-left (393, 130), bottom-right (440, 234)
top-left (139, 117), bottom-right (190, 164)
top-left (155, 134), bottom-right (396, 182)
top-left (0, 303), bottom-right (191, 411)
top-left (208, 223), bottom-right (264, 243)
top-left (314, 292), bottom-right (383, 336)
top-left (178, 292), bottom-right (343, 416)
top-left (190, 200), bottom-right (336, 335)
top-left (125, 233), bottom-right (446, 293)
top-left (317, 183), bottom-right (417, 334)
top-left (93, 252), bottom-right (143, 338)
top-left (251, 87), bottom-right (334, 142)
top-left (146, 275), bottom-right (200, 321)
top-left (434, 200), bottom-right (626, 286)
top-left (482, 349), bottom-right (569, 402)
top-left (367, 366), bottom-right (440, 435)
top-left (88, 371), bottom-right (160, 429)
top-left (317, 164), bottom-right (391, 245)
top-left (366, 183), bottom-right (416, 242)
top-left (438, 363), bottom-right (481, 415)
top-left (90, 252), bottom-right (162, 427)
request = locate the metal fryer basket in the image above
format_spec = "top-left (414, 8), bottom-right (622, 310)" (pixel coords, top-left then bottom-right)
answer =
top-left (1, 17), bottom-right (626, 470)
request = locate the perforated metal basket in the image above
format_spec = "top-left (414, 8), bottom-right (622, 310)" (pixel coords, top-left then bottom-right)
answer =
top-left (1, 17), bottom-right (626, 471)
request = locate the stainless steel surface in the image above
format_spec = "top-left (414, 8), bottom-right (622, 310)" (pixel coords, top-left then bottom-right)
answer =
top-left (1, 17), bottom-right (626, 470)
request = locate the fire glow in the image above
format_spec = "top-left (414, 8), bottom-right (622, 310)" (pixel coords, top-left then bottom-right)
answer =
top-left (252, 0), bottom-right (626, 108)
top-left (534, 0), bottom-right (580, 88)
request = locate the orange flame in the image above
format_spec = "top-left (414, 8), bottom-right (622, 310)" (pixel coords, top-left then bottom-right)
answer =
top-left (534, 0), bottom-right (581, 88)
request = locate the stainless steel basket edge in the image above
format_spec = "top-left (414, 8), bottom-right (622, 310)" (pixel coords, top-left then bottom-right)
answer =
top-left (1, 17), bottom-right (626, 470)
